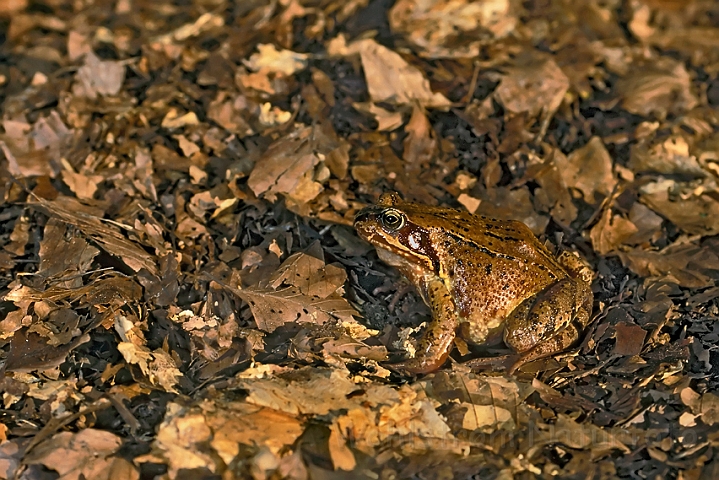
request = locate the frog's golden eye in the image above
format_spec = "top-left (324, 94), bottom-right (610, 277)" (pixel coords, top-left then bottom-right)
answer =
top-left (380, 209), bottom-right (405, 231)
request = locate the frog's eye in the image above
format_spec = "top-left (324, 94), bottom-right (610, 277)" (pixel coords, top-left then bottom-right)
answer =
top-left (380, 209), bottom-right (405, 231)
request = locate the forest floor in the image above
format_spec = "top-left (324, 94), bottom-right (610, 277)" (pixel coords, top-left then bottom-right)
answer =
top-left (1, 0), bottom-right (719, 479)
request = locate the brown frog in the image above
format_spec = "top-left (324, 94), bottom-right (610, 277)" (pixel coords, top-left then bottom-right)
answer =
top-left (354, 192), bottom-right (593, 374)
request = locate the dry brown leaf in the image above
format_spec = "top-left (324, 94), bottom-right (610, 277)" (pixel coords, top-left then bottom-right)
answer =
top-left (142, 400), bottom-right (303, 478)
top-left (235, 367), bottom-right (395, 416)
top-left (351, 102), bottom-right (404, 131)
top-left (73, 52), bottom-right (126, 98)
top-left (243, 43), bottom-right (308, 76)
top-left (152, 12), bottom-right (224, 44)
top-left (530, 150), bottom-right (578, 225)
top-left (699, 393), bottom-right (719, 426)
top-left (623, 202), bottom-right (664, 245)
top-left (328, 422), bottom-right (356, 470)
top-left (495, 54), bottom-right (569, 121)
top-left (590, 209), bottom-right (639, 255)
top-left (5, 328), bottom-right (90, 373)
top-left (61, 170), bottom-right (104, 200)
top-left (24, 429), bottom-right (137, 480)
top-left (389, 0), bottom-right (518, 58)
top-left (615, 57), bottom-right (698, 118)
top-left (328, 37), bottom-right (451, 108)
top-left (532, 414), bottom-right (630, 460)
top-left (30, 195), bottom-right (158, 275)
top-left (247, 126), bottom-right (323, 204)
top-left (558, 137), bottom-right (617, 204)
top-left (639, 179), bottom-right (719, 236)
top-left (477, 186), bottom-right (549, 235)
top-left (629, 2), bottom-right (719, 73)
top-left (460, 403), bottom-right (515, 431)
top-left (269, 250), bottom-right (347, 298)
top-left (0, 0), bottom-right (27, 15)
top-left (612, 323), bottom-right (648, 357)
top-left (1, 112), bottom-right (72, 178)
top-left (4, 214), bottom-right (30, 256)
top-left (629, 134), bottom-right (705, 177)
top-left (206, 92), bottom-right (255, 136)
top-left (618, 242), bottom-right (719, 288)
top-left (237, 247), bottom-right (357, 332)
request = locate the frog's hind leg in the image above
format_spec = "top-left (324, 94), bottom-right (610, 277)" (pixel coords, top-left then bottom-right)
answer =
top-left (388, 278), bottom-right (458, 375)
top-left (503, 278), bottom-right (591, 372)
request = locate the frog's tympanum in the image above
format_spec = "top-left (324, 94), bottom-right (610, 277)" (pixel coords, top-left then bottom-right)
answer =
top-left (354, 192), bottom-right (594, 374)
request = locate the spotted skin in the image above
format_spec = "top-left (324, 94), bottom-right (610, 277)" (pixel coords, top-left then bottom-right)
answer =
top-left (354, 192), bottom-right (594, 375)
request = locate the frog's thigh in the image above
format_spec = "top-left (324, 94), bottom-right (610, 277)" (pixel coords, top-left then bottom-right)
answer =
top-left (503, 278), bottom-right (588, 354)
top-left (395, 278), bottom-right (458, 374)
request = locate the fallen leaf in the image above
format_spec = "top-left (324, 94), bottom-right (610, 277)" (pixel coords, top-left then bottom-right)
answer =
top-left (495, 54), bottom-right (569, 123)
top-left (615, 57), bottom-right (698, 118)
top-left (639, 179), bottom-right (719, 236)
top-left (73, 51), bottom-right (126, 98)
top-left (389, 0), bottom-right (518, 58)
top-left (558, 137), bottom-right (617, 204)
top-left (244, 43), bottom-right (308, 76)
top-left (24, 429), bottom-right (137, 480)
top-left (590, 208), bottom-right (638, 255)
top-left (612, 322), bottom-right (648, 357)
top-left (329, 37), bottom-right (451, 108)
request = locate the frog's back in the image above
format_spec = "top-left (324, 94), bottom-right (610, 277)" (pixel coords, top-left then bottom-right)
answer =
top-left (403, 204), bottom-right (568, 327)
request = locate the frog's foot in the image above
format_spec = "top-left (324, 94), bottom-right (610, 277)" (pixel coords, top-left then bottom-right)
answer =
top-left (385, 277), bottom-right (458, 375)
top-left (384, 351), bottom-right (451, 375)
top-left (508, 323), bottom-right (580, 373)
top-left (464, 354), bottom-right (518, 372)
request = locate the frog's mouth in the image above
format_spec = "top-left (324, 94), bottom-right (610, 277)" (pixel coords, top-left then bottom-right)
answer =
top-left (353, 208), bottom-right (383, 244)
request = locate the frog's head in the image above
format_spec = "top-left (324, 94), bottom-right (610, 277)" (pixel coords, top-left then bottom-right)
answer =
top-left (354, 192), bottom-right (439, 272)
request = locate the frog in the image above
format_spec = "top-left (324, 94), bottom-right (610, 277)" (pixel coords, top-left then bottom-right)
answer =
top-left (353, 192), bottom-right (594, 374)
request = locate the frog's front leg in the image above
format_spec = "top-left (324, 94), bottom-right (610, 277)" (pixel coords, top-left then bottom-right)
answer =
top-left (503, 278), bottom-right (592, 372)
top-left (389, 278), bottom-right (458, 374)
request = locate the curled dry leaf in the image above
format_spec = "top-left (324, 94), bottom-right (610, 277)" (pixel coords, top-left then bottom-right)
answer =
top-left (243, 43), bottom-right (308, 76)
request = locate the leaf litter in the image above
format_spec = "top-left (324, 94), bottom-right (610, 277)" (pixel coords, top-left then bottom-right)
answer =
top-left (0, 0), bottom-right (718, 479)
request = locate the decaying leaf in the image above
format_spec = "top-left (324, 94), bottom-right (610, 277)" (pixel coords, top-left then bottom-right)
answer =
top-left (639, 179), bottom-right (719, 236)
top-left (328, 36), bottom-right (451, 108)
top-left (389, 0), bottom-right (518, 58)
top-left (73, 51), bottom-right (126, 98)
top-left (234, 245), bottom-right (358, 333)
top-left (557, 137), bottom-right (617, 204)
top-left (3, 0), bottom-right (719, 478)
top-left (24, 429), bottom-right (137, 480)
top-left (495, 53), bottom-right (569, 134)
top-left (614, 57), bottom-right (698, 118)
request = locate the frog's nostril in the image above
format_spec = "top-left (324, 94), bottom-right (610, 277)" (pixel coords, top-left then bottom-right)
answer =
top-left (354, 212), bottom-right (368, 224)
